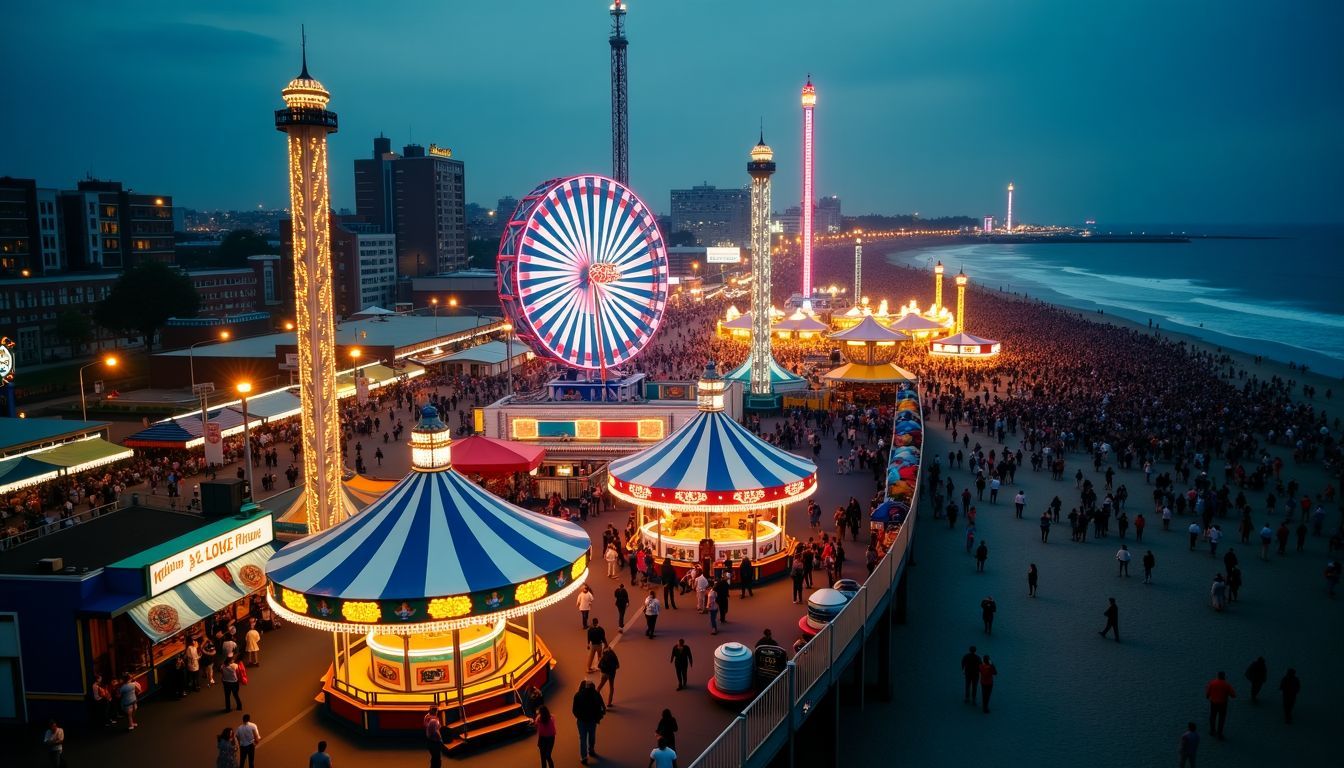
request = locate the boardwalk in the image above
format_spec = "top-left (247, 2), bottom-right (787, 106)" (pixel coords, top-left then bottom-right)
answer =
top-left (845, 423), bottom-right (1340, 767)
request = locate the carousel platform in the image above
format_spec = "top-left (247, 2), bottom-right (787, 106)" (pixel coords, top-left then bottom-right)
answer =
top-left (318, 629), bottom-right (554, 748)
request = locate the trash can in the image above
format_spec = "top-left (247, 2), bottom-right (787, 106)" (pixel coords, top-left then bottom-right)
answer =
top-left (131, 492), bottom-right (140, 507)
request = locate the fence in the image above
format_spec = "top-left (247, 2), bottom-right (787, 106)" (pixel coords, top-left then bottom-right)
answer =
top-left (0, 500), bottom-right (122, 551)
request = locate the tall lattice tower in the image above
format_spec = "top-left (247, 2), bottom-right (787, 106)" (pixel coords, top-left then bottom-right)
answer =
top-left (609, 1), bottom-right (629, 186)
top-left (800, 77), bottom-right (816, 309)
top-left (853, 236), bottom-right (863, 301)
top-left (934, 260), bottom-right (945, 310)
top-left (274, 35), bottom-right (343, 533)
top-left (747, 132), bottom-right (777, 396)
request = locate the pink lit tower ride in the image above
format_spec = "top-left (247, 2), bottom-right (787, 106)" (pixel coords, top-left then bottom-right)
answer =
top-left (800, 76), bottom-right (816, 310)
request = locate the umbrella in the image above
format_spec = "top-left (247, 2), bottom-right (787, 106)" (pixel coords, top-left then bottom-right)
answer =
top-left (450, 435), bottom-right (546, 476)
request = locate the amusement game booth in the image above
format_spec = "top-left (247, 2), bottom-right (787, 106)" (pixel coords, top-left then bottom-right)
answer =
top-left (607, 363), bottom-right (818, 581)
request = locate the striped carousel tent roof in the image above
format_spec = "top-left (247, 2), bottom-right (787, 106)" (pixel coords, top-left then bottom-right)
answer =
top-left (265, 407), bottom-right (590, 632)
top-left (608, 408), bottom-right (818, 509)
top-left (725, 355), bottom-right (808, 391)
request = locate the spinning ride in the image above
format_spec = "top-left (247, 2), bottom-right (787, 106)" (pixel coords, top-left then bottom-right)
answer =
top-left (266, 406), bottom-right (590, 739)
top-left (496, 174), bottom-right (669, 375)
top-left (607, 363), bottom-right (817, 578)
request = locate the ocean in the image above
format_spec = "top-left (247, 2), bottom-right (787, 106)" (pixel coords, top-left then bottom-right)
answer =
top-left (891, 225), bottom-right (1344, 377)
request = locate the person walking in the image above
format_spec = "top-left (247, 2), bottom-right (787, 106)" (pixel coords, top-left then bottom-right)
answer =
top-left (1189, 522), bottom-right (1202, 551)
top-left (975, 541), bottom-right (989, 573)
top-left (1244, 656), bottom-right (1268, 702)
top-left (1134, 513), bottom-right (1146, 541)
top-left (572, 680), bottom-right (606, 765)
top-left (739, 557), bottom-right (753, 597)
top-left (576, 584), bottom-right (595, 630)
top-left (644, 590), bottom-right (661, 638)
top-left (43, 719), bottom-right (65, 768)
top-left (713, 576), bottom-right (730, 624)
top-left (960, 646), bottom-right (981, 704)
top-left (423, 706), bottom-right (445, 768)
top-left (236, 713), bottom-right (261, 768)
top-left (790, 556), bottom-right (806, 604)
top-left (1259, 524), bottom-right (1273, 559)
top-left (649, 737), bottom-right (678, 768)
top-left (307, 741), bottom-right (332, 768)
top-left (1115, 544), bottom-right (1132, 577)
top-left (1039, 512), bottom-right (1051, 543)
top-left (1027, 564), bottom-right (1039, 597)
top-left (534, 705), bottom-right (557, 768)
top-left (705, 589), bottom-right (719, 635)
top-left (586, 619), bottom-right (607, 672)
top-left (244, 620), bottom-right (261, 666)
top-left (1014, 490), bottom-right (1026, 518)
top-left (216, 727), bottom-right (239, 768)
top-left (694, 569), bottom-right (710, 613)
top-left (980, 596), bottom-right (997, 634)
top-left (1210, 574), bottom-right (1227, 611)
top-left (1142, 550), bottom-right (1156, 584)
top-left (1177, 722), bottom-right (1199, 768)
top-left (186, 638), bottom-right (202, 692)
top-left (613, 583), bottom-right (630, 632)
top-left (596, 643), bottom-right (620, 707)
top-left (655, 708), bottom-right (679, 752)
top-left (661, 559), bottom-right (679, 610)
top-left (670, 639), bottom-right (693, 690)
top-left (605, 543), bottom-right (619, 578)
top-left (1099, 598), bottom-right (1120, 641)
top-left (978, 655), bottom-right (997, 713)
top-left (1279, 668), bottom-right (1301, 724)
top-left (221, 657), bottom-right (243, 712)
top-left (1204, 671), bottom-right (1237, 739)
top-left (117, 673), bottom-right (142, 730)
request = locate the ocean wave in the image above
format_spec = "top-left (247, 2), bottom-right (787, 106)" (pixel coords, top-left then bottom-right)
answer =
top-left (1188, 297), bottom-right (1344, 330)
top-left (1057, 267), bottom-right (1222, 295)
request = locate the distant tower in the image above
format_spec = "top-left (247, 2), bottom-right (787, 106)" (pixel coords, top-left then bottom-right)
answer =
top-left (1005, 182), bottom-right (1014, 232)
top-left (274, 33), bottom-right (343, 533)
top-left (955, 270), bottom-right (968, 333)
top-left (853, 236), bottom-right (862, 302)
top-left (934, 260), bottom-right (945, 311)
top-left (609, 1), bottom-right (629, 186)
top-left (747, 132), bottom-right (777, 396)
top-left (800, 76), bottom-right (816, 309)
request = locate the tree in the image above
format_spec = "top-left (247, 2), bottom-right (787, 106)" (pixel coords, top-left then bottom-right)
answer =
top-left (94, 262), bottom-right (200, 352)
top-left (54, 309), bottom-right (94, 353)
top-left (214, 229), bottom-right (273, 267)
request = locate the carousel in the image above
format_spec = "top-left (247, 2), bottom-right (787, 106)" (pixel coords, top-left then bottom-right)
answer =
top-left (607, 363), bottom-right (817, 579)
top-left (265, 406), bottom-right (590, 741)
top-left (823, 315), bottom-right (918, 389)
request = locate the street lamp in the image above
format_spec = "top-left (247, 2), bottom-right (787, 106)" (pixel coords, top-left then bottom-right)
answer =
top-left (236, 382), bottom-right (255, 500)
top-left (189, 330), bottom-right (231, 434)
top-left (79, 356), bottom-right (117, 421)
top-left (431, 297), bottom-right (439, 336)
top-left (283, 321), bottom-right (295, 331)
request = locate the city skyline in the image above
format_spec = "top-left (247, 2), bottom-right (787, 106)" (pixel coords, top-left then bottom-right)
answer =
top-left (3, 1), bottom-right (1341, 225)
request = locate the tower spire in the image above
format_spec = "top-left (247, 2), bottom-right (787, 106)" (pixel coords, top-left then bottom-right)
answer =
top-left (299, 24), bottom-right (309, 79)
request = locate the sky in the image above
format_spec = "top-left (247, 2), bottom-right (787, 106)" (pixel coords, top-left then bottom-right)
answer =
top-left (4, 0), bottom-right (1342, 226)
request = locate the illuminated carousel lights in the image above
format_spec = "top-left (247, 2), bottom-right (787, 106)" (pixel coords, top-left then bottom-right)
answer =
top-left (607, 480), bottom-right (817, 514)
top-left (266, 567), bottom-right (592, 636)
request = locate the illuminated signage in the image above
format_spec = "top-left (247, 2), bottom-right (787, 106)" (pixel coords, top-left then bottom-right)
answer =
top-left (0, 336), bottom-right (15, 385)
top-left (147, 516), bottom-right (273, 596)
top-left (428, 144), bottom-right (453, 158)
top-left (706, 247), bottom-right (741, 264)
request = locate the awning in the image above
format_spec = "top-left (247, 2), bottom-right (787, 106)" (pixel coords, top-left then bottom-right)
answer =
top-left (236, 390), bottom-right (303, 421)
top-left (451, 435), bottom-right (546, 475)
top-left (0, 456), bottom-right (61, 494)
top-left (126, 544), bottom-right (275, 642)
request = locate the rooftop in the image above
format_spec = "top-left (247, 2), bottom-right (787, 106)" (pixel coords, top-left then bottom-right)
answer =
top-left (0, 506), bottom-right (213, 575)
top-left (155, 315), bottom-right (502, 359)
top-left (0, 417), bottom-right (109, 457)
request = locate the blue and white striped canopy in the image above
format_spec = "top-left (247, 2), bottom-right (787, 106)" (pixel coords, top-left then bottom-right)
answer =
top-left (608, 410), bottom-right (817, 508)
top-left (266, 467), bottom-right (590, 624)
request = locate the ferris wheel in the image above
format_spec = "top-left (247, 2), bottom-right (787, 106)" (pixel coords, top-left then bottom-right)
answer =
top-left (497, 175), bottom-right (669, 372)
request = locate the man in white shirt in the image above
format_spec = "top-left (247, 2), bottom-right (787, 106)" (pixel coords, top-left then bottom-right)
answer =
top-left (43, 719), bottom-right (64, 763)
top-left (649, 737), bottom-right (678, 768)
top-left (185, 638), bottom-right (202, 691)
top-left (694, 571), bottom-right (709, 613)
top-left (245, 620), bottom-right (262, 665)
top-left (222, 634), bottom-right (239, 662)
top-left (1115, 545), bottom-right (1132, 577)
top-left (237, 713), bottom-right (261, 768)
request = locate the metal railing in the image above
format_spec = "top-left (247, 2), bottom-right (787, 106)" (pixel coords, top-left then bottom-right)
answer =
top-left (688, 392), bottom-right (925, 768)
top-left (0, 500), bottom-right (121, 551)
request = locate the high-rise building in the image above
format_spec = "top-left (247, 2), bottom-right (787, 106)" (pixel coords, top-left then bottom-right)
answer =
top-left (817, 195), bottom-right (842, 233)
top-left (670, 184), bottom-right (750, 247)
top-left (353, 137), bottom-right (467, 277)
top-left (496, 196), bottom-right (518, 220)
top-left (0, 177), bottom-right (44, 275)
top-left (274, 39), bottom-right (343, 533)
top-left (800, 77), bottom-right (817, 306)
top-left (58, 180), bottom-right (175, 271)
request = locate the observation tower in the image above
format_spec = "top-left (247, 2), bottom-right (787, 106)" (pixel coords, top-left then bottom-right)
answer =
top-left (800, 77), bottom-right (816, 310)
top-left (748, 132), bottom-right (777, 398)
top-left (609, 1), bottom-right (629, 185)
top-left (274, 34), bottom-right (343, 533)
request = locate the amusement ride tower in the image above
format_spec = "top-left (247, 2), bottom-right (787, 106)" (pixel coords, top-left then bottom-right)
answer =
top-left (954, 270), bottom-right (968, 333)
top-left (1005, 182), bottom-right (1014, 232)
top-left (853, 236), bottom-right (862, 302)
top-left (747, 132), bottom-right (776, 397)
top-left (800, 77), bottom-right (816, 310)
top-left (274, 37), bottom-right (343, 533)
top-left (933, 260), bottom-right (945, 311)
top-left (609, 1), bottom-right (629, 185)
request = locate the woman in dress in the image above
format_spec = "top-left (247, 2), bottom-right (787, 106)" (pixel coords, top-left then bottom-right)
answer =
top-left (534, 704), bottom-right (556, 768)
top-left (216, 726), bottom-right (239, 768)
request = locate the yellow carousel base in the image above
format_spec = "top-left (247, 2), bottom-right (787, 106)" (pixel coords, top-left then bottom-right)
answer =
top-left (318, 630), bottom-right (553, 745)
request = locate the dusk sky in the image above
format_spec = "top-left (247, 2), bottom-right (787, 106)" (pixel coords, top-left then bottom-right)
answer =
top-left (5, 1), bottom-right (1341, 225)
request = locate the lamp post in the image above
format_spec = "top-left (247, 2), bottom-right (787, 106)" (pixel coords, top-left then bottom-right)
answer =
top-left (189, 330), bottom-right (231, 432)
top-left (236, 382), bottom-right (255, 500)
top-left (430, 297), bottom-right (439, 337)
top-left (79, 356), bottom-right (117, 421)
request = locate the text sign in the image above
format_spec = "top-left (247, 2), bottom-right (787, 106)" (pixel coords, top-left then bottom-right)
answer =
top-left (706, 247), bottom-right (741, 264)
top-left (754, 645), bottom-right (788, 688)
top-left (147, 516), bottom-right (273, 596)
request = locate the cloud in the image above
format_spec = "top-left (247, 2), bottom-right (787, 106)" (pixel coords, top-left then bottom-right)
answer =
top-left (119, 22), bottom-right (282, 61)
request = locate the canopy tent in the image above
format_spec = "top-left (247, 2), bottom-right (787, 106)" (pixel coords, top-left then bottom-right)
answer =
top-left (123, 389), bottom-right (303, 449)
top-left (887, 312), bottom-right (948, 335)
top-left (27, 437), bottom-right (132, 470)
top-left (0, 417), bottom-right (109, 457)
top-left (822, 363), bottom-right (918, 384)
top-left (350, 306), bottom-right (396, 318)
top-left (127, 545), bottom-right (275, 642)
top-left (450, 435), bottom-right (545, 476)
top-left (772, 310), bottom-right (829, 335)
top-left (725, 355), bottom-right (809, 392)
top-left (0, 456), bottom-right (61, 495)
top-left (718, 313), bottom-right (755, 336)
top-left (829, 315), bottom-right (907, 343)
top-left (336, 362), bottom-right (423, 397)
top-left (930, 331), bottom-right (1002, 358)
